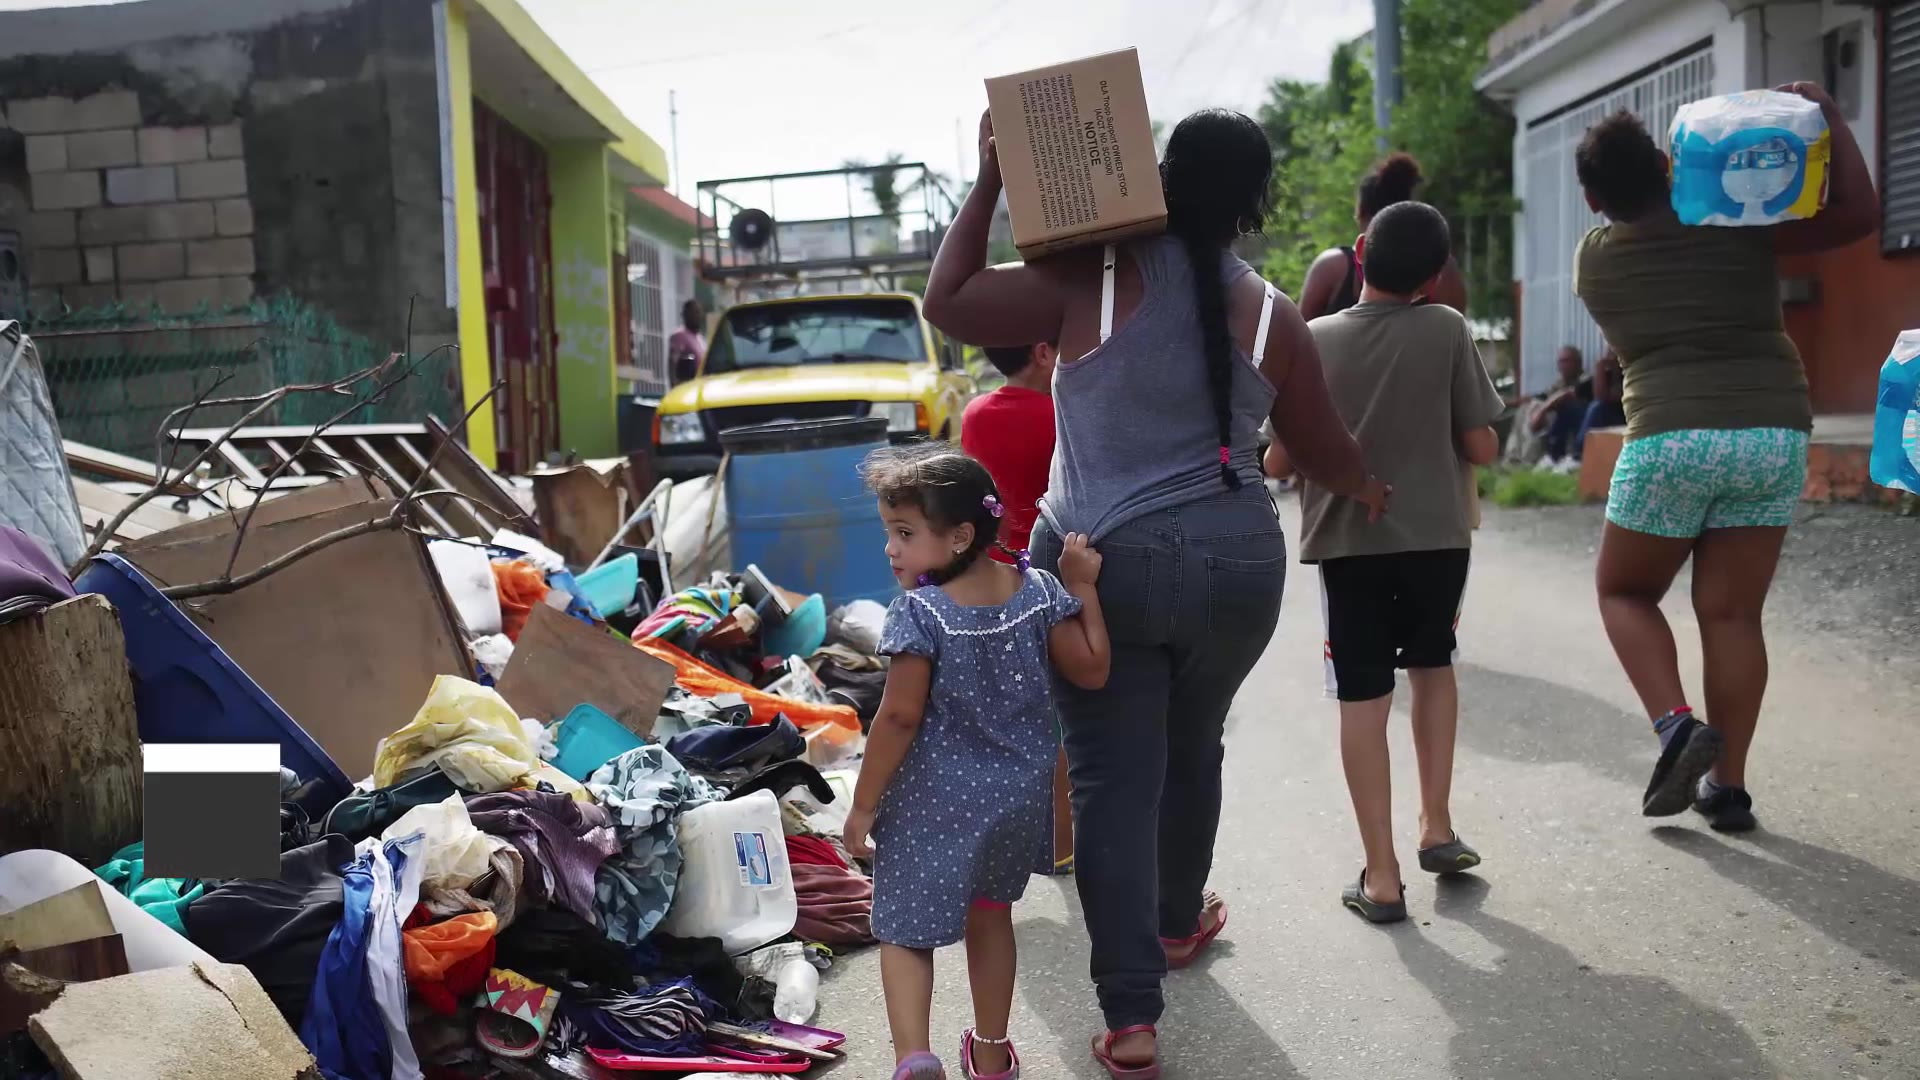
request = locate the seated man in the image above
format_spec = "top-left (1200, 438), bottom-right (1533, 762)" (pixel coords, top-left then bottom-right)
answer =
top-left (1577, 348), bottom-right (1628, 451)
top-left (1536, 344), bottom-right (1595, 461)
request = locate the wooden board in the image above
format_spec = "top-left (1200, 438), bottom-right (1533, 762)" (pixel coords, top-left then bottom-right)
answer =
top-left (529, 462), bottom-right (627, 567)
top-left (0, 596), bottom-right (143, 865)
top-left (11, 935), bottom-right (128, 984)
top-left (115, 475), bottom-right (389, 555)
top-left (122, 498), bottom-right (469, 779)
top-left (495, 603), bottom-right (674, 736)
top-left (0, 884), bottom-right (114, 955)
top-left (71, 479), bottom-right (196, 544)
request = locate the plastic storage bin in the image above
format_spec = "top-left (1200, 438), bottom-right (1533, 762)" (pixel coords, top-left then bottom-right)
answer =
top-left (659, 788), bottom-right (797, 955)
top-left (74, 554), bottom-right (352, 803)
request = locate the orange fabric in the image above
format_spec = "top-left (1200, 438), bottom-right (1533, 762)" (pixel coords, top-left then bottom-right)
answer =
top-left (403, 911), bottom-right (498, 982)
top-left (634, 637), bottom-right (860, 732)
top-left (491, 561), bottom-right (550, 642)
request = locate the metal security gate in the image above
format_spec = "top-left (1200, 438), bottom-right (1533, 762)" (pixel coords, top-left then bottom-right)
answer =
top-left (475, 101), bottom-right (557, 475)
top-left (1884, 1), bottom-right (1920, 253)
top-left (623, 226), bottom-right (694, 397)
top-left (1518, 47), bottom-right (1714, 392)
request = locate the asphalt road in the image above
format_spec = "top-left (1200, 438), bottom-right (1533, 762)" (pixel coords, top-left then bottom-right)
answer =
top-left (812, 496), bottom-right (1920, 1080)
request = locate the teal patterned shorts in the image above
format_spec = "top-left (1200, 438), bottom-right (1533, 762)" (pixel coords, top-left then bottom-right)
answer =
top-left (1607, 427), bottom-right (1809, 538)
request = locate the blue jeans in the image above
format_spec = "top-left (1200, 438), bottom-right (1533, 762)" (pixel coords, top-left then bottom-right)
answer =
top-left (1032, 489), bottom-right (1285, 1028)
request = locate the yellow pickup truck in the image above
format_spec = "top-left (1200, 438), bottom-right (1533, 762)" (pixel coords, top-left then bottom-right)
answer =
top-left (651, 292), bottom-right (976, 478)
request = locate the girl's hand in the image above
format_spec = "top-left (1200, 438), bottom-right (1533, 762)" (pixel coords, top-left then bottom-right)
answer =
top-left (1057, 533), bottom-right (1102, 586)
top-left (844, 807), bottom-right (876, 859)
top-left (1355, 476), bottom-right (1392, 523)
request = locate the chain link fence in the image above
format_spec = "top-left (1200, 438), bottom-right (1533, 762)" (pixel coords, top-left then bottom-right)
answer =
top-left (25, 294), bottom-right (460, 461)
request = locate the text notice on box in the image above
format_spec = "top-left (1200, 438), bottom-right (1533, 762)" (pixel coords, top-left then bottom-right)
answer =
top-left (1017, 74), bottom-right (1137, 233)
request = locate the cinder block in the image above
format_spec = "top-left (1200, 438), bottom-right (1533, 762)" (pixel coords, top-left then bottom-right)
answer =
top-left (176, 159), bottom-right (246, 200)
top-left (28, 247), bottom-right (82, 286)
top-left (6, 90), bottom-right (141, 134)
top-left (146, 201), bottom-right (217, 241)
top-left (117, 241), bottom-right (186, 281)
top-left (138, 126), bottom-right (208, 166)
top-left (78, 206), bottom-right (147, 246)
top-left (62, 282), bottom-right (118, 310)
top-left (30, 170), bottom-right (101, 211)
top-left (213, 198), bottom-right (253, 237)
top-left (216, 275), bottom-right (254, 307)
top-left (67, 129), bottom-right (137, 169)
top-left (152, 276), bottom-right (223, 313)
top-left (22, 211), bottom-right (76, 248)
top-left (83, 246), bottom-right (114, 283)
top-left (106, 165), bottom-right (177, 206)
top-left (186, 237), bottom-right (254, 277)
top-left (24, 134), bottom-right (66, 173)
top-left (206, 122), bottom-right (243, 160)
top-left (118, 282), bottom-right (157, 310)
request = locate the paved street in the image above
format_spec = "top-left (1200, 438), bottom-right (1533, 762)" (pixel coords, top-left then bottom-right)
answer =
top-left (816, 497), bottom-right (1920, 1079)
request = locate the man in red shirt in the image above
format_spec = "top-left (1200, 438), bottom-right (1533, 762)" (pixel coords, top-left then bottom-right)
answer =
top-left (961, 339), bottom-right (1075, 871)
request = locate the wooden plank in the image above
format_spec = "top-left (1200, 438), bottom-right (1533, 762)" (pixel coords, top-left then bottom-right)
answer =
top-left (262, 439), bottom-right (308, 476)
top-left (0, 597), bottom-right (143, 866)
top-left (0, 884), bottom-right (115, 955)
top-left (355, 436), bottom-right (455, 536)
top-left (11, 935), bottom-right (129, 984)
top-left (495, 603), bottom-right (673, 736)
top-left (425, 416), bottom-right (536, 530)
top-left (393, 436), bottom-right (489, 537)
top-left (71, 479), bottom-right (195, 545)
top-left (529, 463), bottom-right (628, 567)
top-left (62, 441), bottom-right (194, 495)
top-left (116, 475), bottom-right (388, 556)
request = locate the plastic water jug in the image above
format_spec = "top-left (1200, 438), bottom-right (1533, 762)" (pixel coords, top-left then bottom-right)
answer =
top-left (660, 788), bottom-right (797, 954)
top-left (1669, 90), bottom-right (1830, 227)
top-left (1871, 330), bottom-right (1920, 495)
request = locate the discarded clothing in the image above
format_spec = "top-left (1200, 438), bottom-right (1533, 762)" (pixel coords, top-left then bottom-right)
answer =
top-left (300, 839), bottom-right (394, 1079)
top-left (184, 833), bottom-right (355, 1025)
top-left (402, 910), bottom-right (498, 1016)
top-left (588, 746), bottom-right (718, 945)
top-left (790, 861), bottom-right (875, 946)
top-left (726, 758), bottom-right (834, 807)
top-left (785, 835), bottom-right (849, 872)
top-left (382, 794), bottom-right (504, 893)
top-left (635, 637), bottom-right (860, 732)
top-left (93, 840), bottom-right (202, 935)
top-left (492, 908), bottom-right (637, 991)
top-left (321, 767), bottom-right (463, 843)
top-left (637, 934), bottom-right (775, 1022)
top-left (555, 978), bottom-right (717, 1058)
top-left (420, 842), bottom-right (525, 930)
top-left (465, 790), bottom-right (618, 925)
top-left (374, 676), bottom-right (540, 792)
top-left (635, 583), bottom-right (738, 643)
top-left (491, 560), bottom-right (550, 643)
top-left (667, 716), bottom-right (805, 774)
top-left (0, 526), bottom-right (74, 625)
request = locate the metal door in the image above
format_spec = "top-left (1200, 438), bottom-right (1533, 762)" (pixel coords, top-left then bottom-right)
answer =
top-left (475, 101), bottom-right (557, 474)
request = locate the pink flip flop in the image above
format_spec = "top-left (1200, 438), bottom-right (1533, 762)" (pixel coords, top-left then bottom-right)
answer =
top-left (893, 1051), bottom-right (947, 1080)
top-left (1091, 1025), bottom-right (1160, 1079)
top-left (1160, 891), bottom-right (1228, 969)
top-left (960, 1029), bottom-right (1020, 1079)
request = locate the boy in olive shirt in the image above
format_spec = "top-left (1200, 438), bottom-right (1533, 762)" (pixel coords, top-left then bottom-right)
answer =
top-left (1298, 201), bottom-right (1505, 924)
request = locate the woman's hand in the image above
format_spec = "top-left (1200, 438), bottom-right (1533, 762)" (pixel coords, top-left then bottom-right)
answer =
top-left (1776, 81), bottom-right (1837, 111)
top-left (1355, 475), bottom-right (1392, 523)
top-left (977, 108), bottom-right (998, 180)
top-left (1057, 533), bottom-right (1103, 586)
top-left (843, 806), bottom-right (876, 859)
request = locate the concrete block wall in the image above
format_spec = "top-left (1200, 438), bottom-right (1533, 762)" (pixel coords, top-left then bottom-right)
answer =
top-left (6, 88), bottom-right (255, 315)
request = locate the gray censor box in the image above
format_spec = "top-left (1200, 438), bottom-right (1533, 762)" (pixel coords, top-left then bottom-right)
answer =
top-left (143, 743), bottom-right (283, 880)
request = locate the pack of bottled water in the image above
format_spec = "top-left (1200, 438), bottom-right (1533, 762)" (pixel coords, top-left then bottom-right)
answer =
top-left (1669, 90), bottom-right (1830, 227)
top-left (1871, 330), bottom-right (1920, 496)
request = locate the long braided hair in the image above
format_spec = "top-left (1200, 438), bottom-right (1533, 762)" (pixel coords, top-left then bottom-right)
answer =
top-left (860, 443), bottom-right (1023, 586)
top-left (1159, 109), bottom-right (1276, 488)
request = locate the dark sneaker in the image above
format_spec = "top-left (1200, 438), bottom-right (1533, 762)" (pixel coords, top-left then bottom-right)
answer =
top-left (1643, 717), bottom-right (1723, 817)
top-left (1417, 834), bottom-right (1482, 876)
top-left (1693, 781), bottom-right (1757, 832)
top-left (1341, 870), bottom-right (1407, 924)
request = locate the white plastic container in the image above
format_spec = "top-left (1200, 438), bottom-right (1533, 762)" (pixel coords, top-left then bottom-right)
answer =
top-left (660, 789), bottom-right (797, 955)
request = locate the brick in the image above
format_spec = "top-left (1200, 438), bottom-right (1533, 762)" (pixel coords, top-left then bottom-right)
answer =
top-left (66, 128), bottom-right (137, 169)
top-left (213, 198), bottom-right (252, 237)
top-left (28, 247), bottom-right (82, 285)
top-left (206, 122), bottom-right (243, 160)
top-left (175, 159), bottom-right (246, 200)
top-left (186, 236), bottom-right (254, 277)
top-left (137, 126), bottom-right (207, 165)
top-left (106, 165), bottom-right (176, 205)
top-left (118, 282), bottom-right (157, 310)
top-left (24, 134), bottom-right (66, 173)
top-left (78, 206), bottom-right (146, 245)
top-left (82, 246), bottom-right (114, 283)
top-left (216, 275), bottom-right (254, 307)
top-left (146, 202), bottom-right (217, 240)
top-left (21, 210), bottom-right (76, 248)
top-left (152, 276), bottom-right (222, 313)
top-left (6, 90), bottom-right (140, 134)
top-left (30, 170), bottom-right (101, 211)
top-left (61, 282), bottom-right (118, 310)
top-left (116, 241), bottom-right (185, 281)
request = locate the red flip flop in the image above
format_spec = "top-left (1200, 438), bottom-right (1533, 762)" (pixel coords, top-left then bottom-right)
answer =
top-left (1091, 1026), bottom-right (1160, 1079)
top-left (1160, 891), bottom-right (1227, 969)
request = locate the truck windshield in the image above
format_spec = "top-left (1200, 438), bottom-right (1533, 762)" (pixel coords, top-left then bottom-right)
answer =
top-left (705, 298), bottom-right (923, 373)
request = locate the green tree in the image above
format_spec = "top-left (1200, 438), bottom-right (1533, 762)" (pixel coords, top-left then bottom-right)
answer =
top-left (1258, 41), bottom-right (1379, 295)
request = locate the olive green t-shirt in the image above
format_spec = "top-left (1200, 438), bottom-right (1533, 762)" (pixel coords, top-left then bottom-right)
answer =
top-left (1299, 301), bottom-right (1505, 563)
top-left (1573, 209), bottom-right (1811, 440)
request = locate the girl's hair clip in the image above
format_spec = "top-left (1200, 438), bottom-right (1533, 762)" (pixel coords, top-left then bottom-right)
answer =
top-left (916, 572), bottom-right (934, 588)
top-left (1015, 550), bottom-right (1032, 573)
top-left (982, 494), bottom-right (1005, 518)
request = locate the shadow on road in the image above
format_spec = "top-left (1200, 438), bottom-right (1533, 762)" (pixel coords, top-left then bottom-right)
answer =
top-left (1393, 876), bottom-right (1775, 1080)
top-left (1453, 663), bottom-right (1647, 785)
top-left (1652, 827), bottom-right (1920, 982)
top-left (1017, 911), bottom-right (1305, 1079)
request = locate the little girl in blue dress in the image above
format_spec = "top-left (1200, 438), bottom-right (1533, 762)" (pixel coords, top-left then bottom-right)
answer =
top-left (843, 444), bottom-right (1110, 1080)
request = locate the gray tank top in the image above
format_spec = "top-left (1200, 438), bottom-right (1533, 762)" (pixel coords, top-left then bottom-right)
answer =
top-left (1039, 234), bottom-right (1278, 541)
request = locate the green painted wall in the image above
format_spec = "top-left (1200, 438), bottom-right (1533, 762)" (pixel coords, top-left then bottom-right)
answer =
top-left (548, 141), bottom-right (617, 459)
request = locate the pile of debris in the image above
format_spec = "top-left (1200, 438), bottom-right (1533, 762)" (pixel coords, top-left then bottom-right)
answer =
top-left (0, 328), bottom-right (885, 1079)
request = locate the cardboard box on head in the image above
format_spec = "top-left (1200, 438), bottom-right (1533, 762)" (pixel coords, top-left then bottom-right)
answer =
top-left (986, 48), bottom-right (1166, 259)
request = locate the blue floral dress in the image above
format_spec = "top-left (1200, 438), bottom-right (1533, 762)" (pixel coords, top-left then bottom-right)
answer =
top-left (870, 569), bottom-right (1082, 948)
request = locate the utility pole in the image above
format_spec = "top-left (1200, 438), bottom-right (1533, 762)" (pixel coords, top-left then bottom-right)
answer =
top-left (1372, 0), bottom-right (1402, 149)
top-left (669, 89), bottom-right (683, 200)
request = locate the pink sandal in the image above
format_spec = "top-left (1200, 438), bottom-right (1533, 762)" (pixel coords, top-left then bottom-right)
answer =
top-left (1091, 1025), bottom-right (1160, 1079)
top-left (960, 1029), bottom-right (1020, 1079)
top-left (1160, 891), bottom-right (1228, 969)
top-left (893, 1050), bottom-right (946, 1079)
